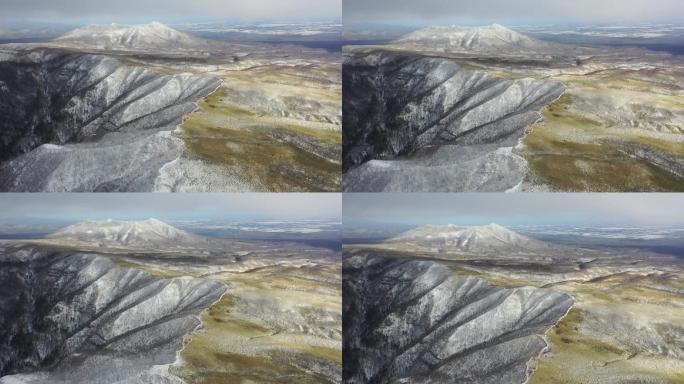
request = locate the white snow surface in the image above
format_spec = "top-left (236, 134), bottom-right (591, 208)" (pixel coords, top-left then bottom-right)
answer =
top-left (389, 223), bottom-right (552, 252)
top-left (54, 22), bottom-right (207, 51)
top-left (397, 24), bottom-right (557, 53)
top-left (48, 218), bottom-right (205, 247)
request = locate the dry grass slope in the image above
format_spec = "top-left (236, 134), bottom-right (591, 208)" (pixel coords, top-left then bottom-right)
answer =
top-left (180, 67), bottom-right (341, 191)
top-left (522, 69), bottom-right (684, 191)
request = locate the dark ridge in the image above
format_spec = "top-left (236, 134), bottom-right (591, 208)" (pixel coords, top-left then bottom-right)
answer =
top-left (247, 238), bottom-right (342, 252)
top-left (604, 43), bottom-right (684, 56)
top-left (0, 37), bottom-right (52, 44)
top-left (341, 237), bottom-right (389, 244)
top-left (342, 39), bottom-right (396, 46)
top-left (0, 233), bottom-right (50, 240)
top-left (256, 40), bottom-right (342, 53)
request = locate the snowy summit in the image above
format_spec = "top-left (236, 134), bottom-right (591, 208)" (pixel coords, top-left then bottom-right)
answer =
top-left (396, 24), bottom-right (555, 52)
top-left (53, 22), bottom-right (206, 51)
top-left (48, 218), bottom-right (205, 247)
top-left (389, 223), bottom-right (552, 252)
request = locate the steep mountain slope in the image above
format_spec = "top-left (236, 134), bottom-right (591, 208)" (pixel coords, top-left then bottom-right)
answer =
top-left (53, 22), bottom-right (208, 51)
top-left (342, 50), bottom-right (565, 191)
top-left (343, 253), bottom-right (574, 384)
top-left (389, 223), bottom-right (553, 253)
top-left (0, 245), bottom-right (227, 383)
top-left (48, 218), bottom-right (207, 248)
top-left (396, 24), bottom-right (559, 53)
top-left (0, 48), bottom-right (221, 191)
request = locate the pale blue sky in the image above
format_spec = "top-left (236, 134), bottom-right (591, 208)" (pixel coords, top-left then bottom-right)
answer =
top-left (344, 0), bottom-right (684, 26)
top-left (0, 193), bottom-right (341, 222)
top-left (0, 0), bottom-right (340, 23)
top-left (344, 194), bottom-right (684, 227)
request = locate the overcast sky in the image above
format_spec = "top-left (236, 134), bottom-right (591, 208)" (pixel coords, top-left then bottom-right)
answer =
top-left (0, 0), bottom-right (340, 24)
top-left (344, 0), bottom-right (684, 26)
top-left (0, 193), bottom-right (341, 222)
top-left (344, 194), bottom-right (684, 227)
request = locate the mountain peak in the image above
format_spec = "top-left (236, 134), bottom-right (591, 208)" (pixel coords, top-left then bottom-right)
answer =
top-left (388, 223), bottom-right (550, 252)
top-left (48, 218), bottom-right (203, 248)
top-left (144, 217), bottom-right (165, 224)
top-left (53, 22), bottom-right (206, 51)
top-left (487, 23), bottom-right (509, 30)
top-left (482, 222), bottom-right (508, 230)
top-left (396, 24), bottom-right (551, 53)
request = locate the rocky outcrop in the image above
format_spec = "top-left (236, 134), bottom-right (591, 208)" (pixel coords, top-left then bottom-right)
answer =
top-left (0, 48), bottom-right (221, 191)
top-left (343, 253), bottom-right (573, 384)
top-left (0, 245), bottom-right (227, 383)
top-left (342, 51), bottom-right (565, 191)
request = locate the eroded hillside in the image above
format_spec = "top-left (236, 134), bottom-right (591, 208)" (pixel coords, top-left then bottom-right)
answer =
top-left (0, 245), bottom-right (227, 383)
top-left (0, 48), bottom-right (220, 192)
top-left (342, 50), bottom-right (564, 192)
top-left (343, 252), bottom-right (573, 384)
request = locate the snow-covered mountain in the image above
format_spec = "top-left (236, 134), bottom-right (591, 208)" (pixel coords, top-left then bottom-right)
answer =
top-left (53, 22), bottom-right (207, 51)
top-left (48, 218), bottom-right (207, 247)
top-left (396, 24), bottom-right (557, 53)
top-left (388, 223), bottom-right (552, 252)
